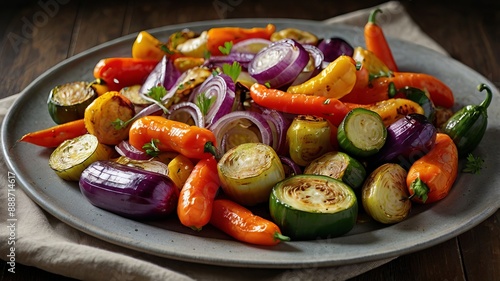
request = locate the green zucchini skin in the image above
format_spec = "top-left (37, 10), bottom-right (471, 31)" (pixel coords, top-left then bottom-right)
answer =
top-left (48, 81), bottom-right (98, 124)
top-left (441, 84), bottom-right (491, 158)
top-left (304, 151), bottom-right (366, 192)
top-left (337, 108), bottom-right (387, 158)
top-left (269, 174), bottom-right (358, 240)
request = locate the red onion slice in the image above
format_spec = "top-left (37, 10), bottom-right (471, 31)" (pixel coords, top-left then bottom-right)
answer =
top-left (248, 39), bottom-right (310, 89)
top-left (140, 56), bottom-right (180, 94)
top-left (279, 156), bottom-right (302, 177)
top-left (115, 140), bottom-right (151, 160)
top-left (191, 74), bottom-right (235, 126)
top-left (231, 38), bottom-right (272, 54)
top-left (258, 106), bottom-right (292, 155)
top-left (290, 44), bottom-right (324, 86)
top-left (204, 52), bottom-right (255, 69)
top-left (210, 110), bottom-right (273, 155)
top-left (167, 101), bottom-right (205, 128)
top-left (317, 37), bottom-right (354, 68)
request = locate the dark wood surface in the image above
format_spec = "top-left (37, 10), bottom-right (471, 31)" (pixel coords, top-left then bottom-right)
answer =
top-left (1, 0), bottom-right (498, 280)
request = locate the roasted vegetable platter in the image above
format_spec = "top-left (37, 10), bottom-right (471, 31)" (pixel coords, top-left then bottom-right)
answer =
top-left (2, 18), bottom-right (500, 268)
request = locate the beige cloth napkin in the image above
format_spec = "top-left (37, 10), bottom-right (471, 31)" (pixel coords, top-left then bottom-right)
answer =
top-left (0, 2), bottom-right (448, 280)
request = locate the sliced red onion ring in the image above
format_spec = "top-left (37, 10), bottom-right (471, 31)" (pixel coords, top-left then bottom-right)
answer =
top-left (204, 52), bottom-right (255, 69)
top-left (290, 44), bottom-right (324, 86)
top-left (140, 56), bottom-right (180, 94)
top-left (317, 37), bottom-right (354, 68)
top-left (210, 110), bottom-right (273, 155)
top-left (279, 156), bottom-right (302, 177)
top-left (167, 101), bottom-right (205, 128)
top-left (231, 38), bottom-right (272, 54)
top-left (115, 140), bottom-right (151, 160)
top-left (248, 39), bottom-right (310, 89)
top-left (191, 73), bottom-right (235, 126)
top-left (260, 107), bottom-right (292, 155)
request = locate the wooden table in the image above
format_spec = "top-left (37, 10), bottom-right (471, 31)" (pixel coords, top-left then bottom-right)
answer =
top-left (1, 0), bottom-right (498, 280)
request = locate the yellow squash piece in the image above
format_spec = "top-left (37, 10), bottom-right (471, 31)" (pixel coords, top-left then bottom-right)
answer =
top-left (287, 55), bottom-right (357, 99)
top-left (357, 98), bottom-right (425, 127)
top-left (84, 91), bottom-right (135, 145)
top-left (167, 154), bottom-right (195, 190)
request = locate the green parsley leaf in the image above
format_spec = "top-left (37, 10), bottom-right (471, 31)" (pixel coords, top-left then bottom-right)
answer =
top-left (142, 139), bottom-right (161, 157)
top-left (462, 153), bottom-right (484, 174)
top-left (222, 61), bottom-right (241, 83)
top-left (147, 86), bottom-right (167, 102)
top-left (196, 92), bottom-right (215, 116)
top-left (264, 82), bottom-right (271, 88)
top-left (218, 41), bottom-right (233, 55)
top-left (111, 118), bottom-right (128, 130)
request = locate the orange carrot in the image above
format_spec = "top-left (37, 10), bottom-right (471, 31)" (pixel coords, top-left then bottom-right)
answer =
top-left (250, 83), bottom-right (350, 127)
top-left (364, 8), bottom-right (398, 72)
top-left (341, 72), bottom-right (455, 108)
top-left (19, 119), bottom-right (87, 148)
top-left (406, 133), bottom-right (459, 204)
top-left (210, 199), bottom-right (290, 246)
top-left (128, 116), bottom-right (217, 159)
top-left (177, 156), bottom-right (220, 231)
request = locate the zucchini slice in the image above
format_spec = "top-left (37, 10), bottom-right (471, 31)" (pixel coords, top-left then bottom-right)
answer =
top-left (337, 108), bottom-right (387, 157)
top-left (49, 134), bottom-right (111, 181)
top-left (47, 81), bottom-right (98, 124)
top-left (269, 174), bottom-right (358, 240)
top-left (303, 151), bottom-right (366, 192)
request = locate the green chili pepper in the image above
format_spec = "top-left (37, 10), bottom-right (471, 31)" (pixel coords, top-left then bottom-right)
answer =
top-left (441, 83), bottom-right (492, 158)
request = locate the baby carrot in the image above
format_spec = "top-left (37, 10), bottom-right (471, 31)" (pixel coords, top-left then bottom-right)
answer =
top-left (177, 156), bottom-right (220, 231)
top-left (364, 8), bottom-right (398, 72)
top-left (341, 72), bottom-right (454, 108)
top-left (210, 199), bottom-right (290, 246)
top-left (406, 133), bottom-right (459, 204)
top-left (128, 115), bottom-right (217, 159)
top-left (19, 119), bottom-right (87, 148)
top-left (250, 83), bottom-right (350, 127)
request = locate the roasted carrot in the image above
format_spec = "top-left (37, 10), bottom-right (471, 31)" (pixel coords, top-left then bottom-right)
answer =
top-left (210, 199), bottom-right (290, 246)
top-left (250, 83), bottom-right (350, 127)
top-left (19, 119), bottom-right (87, 148)
top-left (406, 133), bottom-right (459, 204)
top-left (177, 156), bottom-right (220, 231)
top-left (341, 72), bottom-right (455, 108)
top-left (206, 24), bottom-right (275, 56)
top-left (128, 115), bottom-right (217, 159)
top-left (364, 8), bottom-right (398, 72)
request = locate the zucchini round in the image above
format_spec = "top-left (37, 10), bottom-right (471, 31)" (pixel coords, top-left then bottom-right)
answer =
top-left (269, 174), bottom-right (358, 240)
top-left (303, 151), bottom-right (366, 192)
top-left (47, 81), bottom-right (98, 124)
top-left (49, 134), bottom-right (111, 181)
top-left (337, 108), bottom-right (387, 157)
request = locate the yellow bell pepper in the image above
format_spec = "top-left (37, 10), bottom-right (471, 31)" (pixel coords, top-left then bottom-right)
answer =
top-left (132, 31), bottom-right (167, 61)
top-left (287, 55), bottom-right (357, 99)
top-left (167, 154), bottom-right (195, 190)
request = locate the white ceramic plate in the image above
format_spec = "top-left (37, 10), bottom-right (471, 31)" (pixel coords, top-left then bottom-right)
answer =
top-left (2, 19), bottom-right (499, 269)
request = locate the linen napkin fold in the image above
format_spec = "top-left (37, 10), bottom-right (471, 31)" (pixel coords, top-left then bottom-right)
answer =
top-left (0, 1), bottom-right (447, 280)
